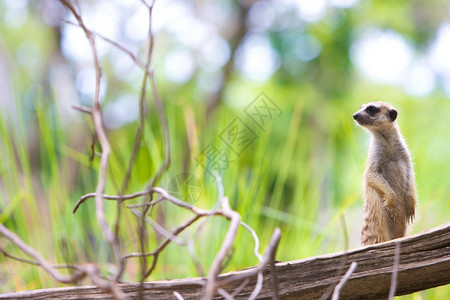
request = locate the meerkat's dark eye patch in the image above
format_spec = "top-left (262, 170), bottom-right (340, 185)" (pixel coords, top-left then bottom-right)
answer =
top-left (365, 105), bottom-right (380, 116)
top-left (389, 109), bottom-right (398, 121)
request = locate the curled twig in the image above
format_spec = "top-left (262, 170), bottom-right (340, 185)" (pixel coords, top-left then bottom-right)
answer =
top-left (218, 228), bottom-right (282, 290)
top-left (240, 221), bottom-right (263, 262)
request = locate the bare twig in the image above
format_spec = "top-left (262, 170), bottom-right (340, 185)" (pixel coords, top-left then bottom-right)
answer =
top-left (124, 214), bottom-right (201, 260)
top-left (230, 278), bottom-right (250, 297)
top-left (173, 291), bottom-right (185, 300)
top-left (0, 224), bottom-right (85, 284)
top-left (143, 215), bottom-right (186, 246)
top-left (320, 214), bottom-right (349, 300)
top-left (71, 104), bottom-right (93, 115)
top-left (0, 246), bottom-right (78, 271)
top-left (84, 264), bottom-right (126, 300)
top-left (140, 205), bottom-right (225, 279)
top-left (249, 227), bottom-right (281, 300)
top-left (269, 241), bottom-right (279, 300)
top-left (388, 242), bottom-right (401, 300)
top-left (63, 19), bottom-right (153, 77)
top-left (120, 0), bottom-right (154, 199)
top-left (139, 0), bottom-right (155, 9)
top-left (331, 261), bottom-right (358, 300)
top-left (0, 227), bottom-right (126, 300)
top-left (249, 272), bottom-right (264, 300)
top-left (75, 187), bottom-right (227, 218)
top-left (60, 0), bottom-right (110, 245)
top-left (91, 28), bottom-right (146, 71)
top-left (73, 190), bottom-right (150, 213)
top-left (125, 197), bottom-right (164, 209)
top-left (59, 0), bottom-right (124, 287)
top-left (204, 196), bottom-right (241, 299)
top-left (133, 1), bottom-right (169, 283)
top-left (218, 228), bottom-right (282, 290)
top-left (145, 73), bottom-right (171, 190)
top-left (218, 288), bottom-right (234, 300)
top-left (0, 246), bottom-right (43, 267)
top-left (240, 221), bottom-right (263, 262)
top-left (136, 69), bottom-right (171, 284)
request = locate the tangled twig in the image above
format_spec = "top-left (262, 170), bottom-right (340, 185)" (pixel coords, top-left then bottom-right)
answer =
top-left (0, 1), bottom-right (283, 299)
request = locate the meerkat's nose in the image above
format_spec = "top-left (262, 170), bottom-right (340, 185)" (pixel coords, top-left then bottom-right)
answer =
top-left (353, 113), bottom-right (358, 120)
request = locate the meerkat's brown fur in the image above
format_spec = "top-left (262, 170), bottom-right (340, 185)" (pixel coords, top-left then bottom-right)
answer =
top-left (353, 102), bottom-right (416, 246)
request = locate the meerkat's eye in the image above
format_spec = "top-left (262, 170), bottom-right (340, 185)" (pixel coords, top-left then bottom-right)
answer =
top-left (365, 105), bottom-right (379, 116)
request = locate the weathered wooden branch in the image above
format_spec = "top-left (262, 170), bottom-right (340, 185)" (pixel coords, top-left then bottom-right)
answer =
top-left (1, 223), bottom-right (449, 299)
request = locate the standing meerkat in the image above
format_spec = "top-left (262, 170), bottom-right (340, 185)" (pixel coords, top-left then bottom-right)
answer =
top-left (353, 102), bottom-right (416, 246)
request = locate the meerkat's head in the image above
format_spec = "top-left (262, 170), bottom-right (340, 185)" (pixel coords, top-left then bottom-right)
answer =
top-left (353, 102), bottom-right (398, 132)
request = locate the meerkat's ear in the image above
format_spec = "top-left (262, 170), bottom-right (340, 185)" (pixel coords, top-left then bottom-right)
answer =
top-left (389, 109), bottom-right (398, 121)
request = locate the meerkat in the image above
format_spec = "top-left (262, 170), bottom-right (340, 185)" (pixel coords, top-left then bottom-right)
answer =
top-left (353, 102), bottom-right (416, 246)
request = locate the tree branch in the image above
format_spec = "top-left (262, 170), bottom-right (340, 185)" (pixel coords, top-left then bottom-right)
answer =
top-left (2, 224), bottom-right (449, 299)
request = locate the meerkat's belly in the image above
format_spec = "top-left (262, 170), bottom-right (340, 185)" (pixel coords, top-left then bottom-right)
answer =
top-left (379, 159), bottom-right (412, 206)
top-left (379, 160), bottom-right (409, 194)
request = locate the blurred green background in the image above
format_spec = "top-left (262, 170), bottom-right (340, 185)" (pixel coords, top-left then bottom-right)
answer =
top-left (0, 0), bottom-right (449, 298)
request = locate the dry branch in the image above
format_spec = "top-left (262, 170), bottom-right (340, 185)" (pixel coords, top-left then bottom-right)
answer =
top-left (2, 223), bottom-right (449, 299)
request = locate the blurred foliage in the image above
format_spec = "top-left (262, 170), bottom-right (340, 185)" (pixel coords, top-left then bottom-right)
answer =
top-left (0, 0), bottom-right (449, 298)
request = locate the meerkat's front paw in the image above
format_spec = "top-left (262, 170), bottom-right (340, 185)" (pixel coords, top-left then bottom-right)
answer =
top-left (383, 193), bottom-right (398, 221)
top-left (385, 204), bottom-right (398, 221)
top-left (405, 194), bottom-right (416, 219)
top-left (406, 206), bottom-right (415, 219)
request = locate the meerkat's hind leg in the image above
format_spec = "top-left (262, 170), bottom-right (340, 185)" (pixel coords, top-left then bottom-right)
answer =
top-left (361, 187), bottom-right (390, 245)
